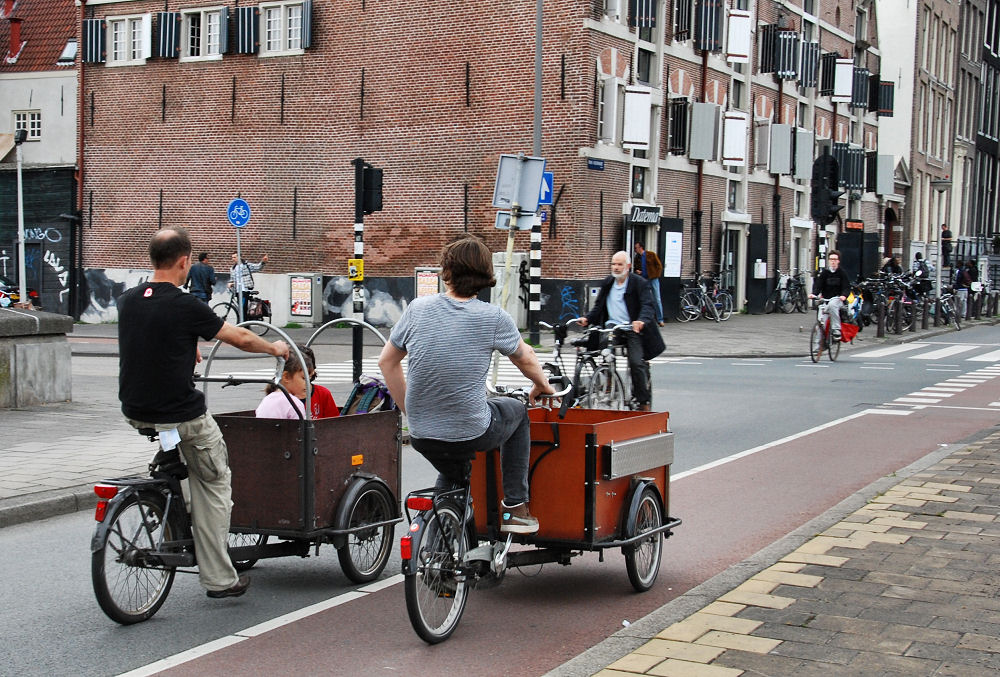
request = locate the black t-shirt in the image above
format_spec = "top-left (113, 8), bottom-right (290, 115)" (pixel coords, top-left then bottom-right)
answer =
top-left (118, 282), bottom-right (225, 423)
top-left (812, 267), bottom-right (851, 299)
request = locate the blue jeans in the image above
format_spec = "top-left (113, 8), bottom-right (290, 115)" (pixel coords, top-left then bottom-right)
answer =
top-left (648, 278), bottom-right (663, 322)
top-left (412, 397), bottom-right (531, 504)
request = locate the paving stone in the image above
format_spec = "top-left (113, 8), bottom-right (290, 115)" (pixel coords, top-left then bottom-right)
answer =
top-left (827, 631), bottom-right (911, 654)
top-left (904, 640), bottom-right (1000, 670)
top-left (694, 630), bottom-right (781, 654)
top-left (645, 658), bottom-right (743, 677)
top-left (749, 622), bottom-right (836, 645)
top-left (713, 648), bottom-right (806, 676)
top-left (768, 638), bottom-right (857, 665)
top-left (805, 614), bottom-right (888, 636)
top-left (779, 552), bottom-right (848, 567)
top-left (754, 569), bottom-right (823, 588)
top-left (882, 624), bottom-right (963, 646)
top-left (607, 653), bottom-right (665, 673)
top-left (845, 650), bottom-right (943, 674)
top-left (699, 601), bottom-right (744, 617)
top-left (717, 590), bottom-right (794, 609)
top-left (633, 639), bottom-right (725, 663)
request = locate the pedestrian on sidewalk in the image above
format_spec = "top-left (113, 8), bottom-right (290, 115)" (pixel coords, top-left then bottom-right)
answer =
top-left (941, 224), bottom-right (953, 268)
top-left (119, 227), bottom-right (289, 599)
top-left (185, 252), bottom-right (216, 303)
top-left (230, 253), bottom-right (268, 320)
top-left (579, 251), bottom-right (665, 411)
top-left (633, 242), bottom-right (665, 326)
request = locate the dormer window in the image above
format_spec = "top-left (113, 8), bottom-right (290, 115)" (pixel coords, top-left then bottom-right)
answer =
top-left (57, 39), bottom-right (77, 66)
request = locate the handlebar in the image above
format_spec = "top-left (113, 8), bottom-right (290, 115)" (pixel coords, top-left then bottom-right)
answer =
top-left (485, 379), bottom-right (574, 403)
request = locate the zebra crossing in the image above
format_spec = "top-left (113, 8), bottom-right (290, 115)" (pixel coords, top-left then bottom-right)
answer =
top-left (854, 342), bottom-right (1000, 363)
top-left (885, 363), bottom-right (1000, 407)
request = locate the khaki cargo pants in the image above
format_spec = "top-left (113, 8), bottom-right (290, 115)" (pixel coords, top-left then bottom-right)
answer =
top-left (127, 412), bottom-right (239, 592)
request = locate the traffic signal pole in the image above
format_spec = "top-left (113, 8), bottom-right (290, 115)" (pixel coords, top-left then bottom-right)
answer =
top-left (351, 158), bottom-right (365, 383)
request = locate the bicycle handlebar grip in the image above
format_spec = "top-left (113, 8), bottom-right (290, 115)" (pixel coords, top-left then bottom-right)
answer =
top-left (273, 357), bottom-right (286, 385)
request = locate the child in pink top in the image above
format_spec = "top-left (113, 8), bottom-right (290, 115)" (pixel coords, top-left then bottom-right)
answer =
top-left (255, 352), bottom-right (308, 419)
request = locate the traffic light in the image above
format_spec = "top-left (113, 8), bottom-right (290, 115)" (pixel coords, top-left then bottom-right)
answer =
top-left (362, 165), bottom-right (383, 215)
top-left (810, 153), bottom-right (845, 226)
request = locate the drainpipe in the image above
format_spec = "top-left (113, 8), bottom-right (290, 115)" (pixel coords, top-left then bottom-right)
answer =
top-left (693, 48), bottom-right (708, 274)
top-left (75, 0), bottom-right (86, 319)
top-left (774, 79), bottom-right (783, 287)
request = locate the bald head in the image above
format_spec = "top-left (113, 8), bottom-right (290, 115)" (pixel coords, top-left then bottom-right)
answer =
top-left (149, 227), bottom-right (192, 269)
top-left (611, 251), bottom-right (630, 281)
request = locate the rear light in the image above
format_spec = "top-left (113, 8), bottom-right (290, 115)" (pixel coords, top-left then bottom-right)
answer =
top-left (94, 501), bottom-right (109, 522)
top-left (94, 484), bottom-right (119, 500)
top-left (406, 496), bottom-right (433, 511)
top-left (28, 290), bottom-right (38, 299)
top-left (400, 535), bottom-right (412, 560)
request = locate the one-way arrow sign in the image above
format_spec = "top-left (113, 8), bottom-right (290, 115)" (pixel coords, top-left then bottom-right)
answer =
top-left (538, 171), bottom-right (554, 206)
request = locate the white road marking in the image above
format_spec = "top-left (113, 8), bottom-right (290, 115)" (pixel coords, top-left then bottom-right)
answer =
top-left (853, 344), bottom-right (930, 358)
top-left (968, 349), bottom-right (1000, 362)
top-left (910, 345), bottom-right (980, 360)
top-left (894, 397), bottom-right (942, 404)
top-left (860, 366), bottom-right (894, 370)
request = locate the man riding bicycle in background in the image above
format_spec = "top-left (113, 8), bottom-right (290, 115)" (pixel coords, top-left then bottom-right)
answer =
top-left (809, 249), bottom-right (851, 340)
top-left (378, 235), bottom-right (554, 534)
top-left (119, 227), bottom-right (289, 599)
top-left (578, 251), bottom-right (665, 411)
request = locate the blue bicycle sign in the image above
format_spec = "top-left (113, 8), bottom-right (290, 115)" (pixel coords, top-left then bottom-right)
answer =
top-left (227, 198), bottom-right (251, 228)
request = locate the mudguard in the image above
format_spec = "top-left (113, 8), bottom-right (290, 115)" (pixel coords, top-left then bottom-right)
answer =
top-left (622, 480), bottom-right (664, 543)
top-left (331, 474), bottom-right (397, 551)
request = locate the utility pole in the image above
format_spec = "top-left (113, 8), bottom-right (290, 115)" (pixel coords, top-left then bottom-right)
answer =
top-left (351, 158), bottom-right (383, 382)
top-left (528, 0), bottom-right (543, 346)
top-left (14, 128), bottom-right (27, 306)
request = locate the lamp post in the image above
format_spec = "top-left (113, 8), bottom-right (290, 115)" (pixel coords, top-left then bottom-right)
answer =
top-left (931, 178), bottom-right (952, 296)
top-left (13, 128), bottom-right (28, 307)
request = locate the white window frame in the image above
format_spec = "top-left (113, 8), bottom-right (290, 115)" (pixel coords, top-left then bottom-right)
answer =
top-left (107, 13), bottom-right (151, 66)
top-left (260, 1), bottom-right (304, 56)
top-left (181, 6), bottom-right (224, 62)
top-left (13, 110), bottom-right (41, 141)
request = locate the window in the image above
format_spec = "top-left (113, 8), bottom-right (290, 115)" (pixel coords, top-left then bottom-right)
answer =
top-left (182, 8), bottom-right (224, 60)
top-left (727, 179), bottom-right (740, 210)
top-left (261, 1), bottom-right (303, 55)
top-left (637, 49), bottom-right (653, 84)
top-left (667, 98), bottom-right (689, 154)
top-left (674, 0), bottom-right (693, 40)
top-left (13, 111), bottom-right (41, 140)
top-left (631, 165), bottom-right (647, 199)
top-left (108, 14), bottom-right (150, 65)
top-left (57, 39), bottom-right (77, 66)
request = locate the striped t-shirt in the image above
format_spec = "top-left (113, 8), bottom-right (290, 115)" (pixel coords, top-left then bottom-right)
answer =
top-left (389, 293), bottom-right (521, 441)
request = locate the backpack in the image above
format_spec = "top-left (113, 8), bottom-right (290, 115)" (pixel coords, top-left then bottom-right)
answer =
top-left (342, 375), bottom-right (395, 415)
top-left (917, 260), bottom-right (929, 277)
top-left (955, 268), bottom-right (972, 287)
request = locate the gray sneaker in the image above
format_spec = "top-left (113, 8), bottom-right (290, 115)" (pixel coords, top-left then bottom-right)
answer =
top-left (500, 502), bottom-right (539, 534)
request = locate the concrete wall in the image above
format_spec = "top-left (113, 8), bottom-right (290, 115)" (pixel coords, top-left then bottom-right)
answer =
top-left (0, 308), bottom-right (73, 407)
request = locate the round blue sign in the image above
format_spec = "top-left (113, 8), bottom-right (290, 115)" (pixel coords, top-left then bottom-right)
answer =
top-left (227, 198), bottom-right (251, 228)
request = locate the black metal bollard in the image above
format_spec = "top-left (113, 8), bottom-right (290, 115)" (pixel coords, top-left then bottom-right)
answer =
top-left (876, 300), bottom-right (886, 337)
top-left (974, 292), bottom-right (982, 319)
top-left (921, 297), bottom-right (929, 329)
top-left (893, 299), bottom-right (903, 334)
top-left (933, 298), bottom-right (941, 327)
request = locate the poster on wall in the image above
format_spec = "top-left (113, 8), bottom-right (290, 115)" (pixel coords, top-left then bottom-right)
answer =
top-left (290, 275), bottom-right (312, 316)
top-left (663, 231), bottom-right (683, 278)
top-left (415, 267), bottom-right (442, 298)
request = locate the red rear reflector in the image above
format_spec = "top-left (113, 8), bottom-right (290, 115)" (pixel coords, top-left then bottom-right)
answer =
top-left (400, 536), bottom-right (412, 560)
top-left (406, 496), bottom-right (433, 511)
top-left (28, 291), bottom-right (38, 298)
top-left (94, 500), bottom-right (109, 522)
top-left (94, 484), bottom-right (119, 500)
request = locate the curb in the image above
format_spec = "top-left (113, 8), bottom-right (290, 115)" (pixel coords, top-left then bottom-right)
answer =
top-left (0, 482), bottom-right (103, 529)
top-left (544, 432), bottom-right (989, 677)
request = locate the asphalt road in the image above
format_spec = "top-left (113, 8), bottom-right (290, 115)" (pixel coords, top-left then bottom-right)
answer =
top-left (4, 327), bottom-right (1000, 676)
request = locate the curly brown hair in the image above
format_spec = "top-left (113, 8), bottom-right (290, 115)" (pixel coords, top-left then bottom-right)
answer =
top-left (265, 352), bottom-right (305, 394)
top-left (440, 235), bottom-right (496, 298)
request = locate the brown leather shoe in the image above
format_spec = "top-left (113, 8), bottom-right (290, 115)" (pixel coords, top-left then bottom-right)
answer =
top-left (657, 321), bottom-right (665, 327)
top-left (637, 403), bottom-right (652, 412)
top-left (207, 575), bottom-right (250, 598)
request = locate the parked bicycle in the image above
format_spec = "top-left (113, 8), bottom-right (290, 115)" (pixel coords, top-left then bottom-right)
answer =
top-left (212, 288), bottom-right (271, 335)
top-left (935, 287), bottom-right (962, 330)
top-left (676, 273), bottom-right (734, 322)
top-left (764, 269), bottom-right (807, 314)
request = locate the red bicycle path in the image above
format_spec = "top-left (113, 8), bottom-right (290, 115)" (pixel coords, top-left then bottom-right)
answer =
top-left (152, 378), bottom-right (1000, 677)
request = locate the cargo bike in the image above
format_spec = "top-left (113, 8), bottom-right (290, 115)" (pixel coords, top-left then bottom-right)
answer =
top-left (402, 389), bottom-right (682, 643)
top-left (90, 321), bottom-right (402, 624)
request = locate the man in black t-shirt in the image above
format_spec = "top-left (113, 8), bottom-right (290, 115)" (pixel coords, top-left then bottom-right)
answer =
top-left (119, 227), bottom-right (289, 599)
top-left (809, 249), bottom-right (851, 339)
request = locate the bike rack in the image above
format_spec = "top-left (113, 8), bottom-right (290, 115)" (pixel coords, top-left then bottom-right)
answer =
top-left (305, 317), bottom-right (387, 386)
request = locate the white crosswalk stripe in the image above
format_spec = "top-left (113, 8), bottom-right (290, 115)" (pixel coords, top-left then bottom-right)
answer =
top-left (909, 345), bottom-right (980, 360)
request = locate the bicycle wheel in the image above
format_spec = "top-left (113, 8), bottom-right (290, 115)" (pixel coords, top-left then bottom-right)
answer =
top-left (92, 492), bottom-right (178, 624)
top-left (764, 289), bottom-right (779, 314)
top-left (623, 487), bottom-right (663, 592)
top-left (337, 481), bottom-right (395, 582)
top-left (572, 357), bottom-right (598, 407)
top-left (780, 289), bottom-right (795, 314)
top-left (586, 366), bottom-right (626, 410)
top-left (795, 288), bottom-right (808, 313)
top-left (677, 291), bottom-right (701, 322)
top-left (950, 301), bottom-right (962, 330)
top-left (404, 501), bottom-right (470, 644)
top-left (809, 322), bottom-right (824, 363)
top-left (717, 292), bottom-right (734, 321)
top-left (228, 532), bottom-right (267, 572)
top-left (212, 301), bottom-right (238, 324)
top-left (828, 330), bottom-right (841, 361)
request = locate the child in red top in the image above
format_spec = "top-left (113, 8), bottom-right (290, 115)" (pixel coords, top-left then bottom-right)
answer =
top-left (298, 345), bottom-right (339, 418)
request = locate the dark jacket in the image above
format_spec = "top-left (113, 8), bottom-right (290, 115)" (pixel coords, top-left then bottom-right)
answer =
top-left (585, 273), bottom-right (666, 361)
top-left (812, 267), bottom-right (851, 299)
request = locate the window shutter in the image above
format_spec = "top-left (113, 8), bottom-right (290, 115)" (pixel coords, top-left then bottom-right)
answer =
top-left (83, 18), bottom-right (106, 63)
top-left (875, 154), bottom-right (894, 194)
top-left (878, 81), bottom-right (894, 116)
top-left (832, 142), bottom-right (849, 186)
top-left (155, 12), bottom-right (180, 58)
top-left (600, 77), bottom-right (619, 143)
top-left (722, 111), bottom-right (748, 166)
top-left (623, 86), bottom-right (652, 150)
top-left (689, 102), bottom-right (720, 160)
top-left (851, 145), bottom-right (865, 191)
top-left (832, 58), bottom-right (853, 103)
top-left (140, 13), bottom-right (152, 60)
top-left (851, 67), bottom-right (870, 109)
top-left (236, 6), bottom-right (260, 54)
top-left (799, 42), bottom-right (819, 88)
top-left (769, 123), bottom-right (793, 174)
top-left (725, 9), bottom-right (751, 63)
top-left (819, 52), bottom-right (838, 95)
top-left (694, 0), bottom-right (722, 52)
top-left (867, 73), bottom-right (880, 111)
top-left (220, 7), bottom-right (230, 54)
top-left (758, 25), bottom-right (775, 73)
top-left (668, 98), bottom-right (689, 154)
top-left (865, 151), bottom-right (878, 193)
top-left (674, 0), bottom-right (692, 40)
top-left (775, 30), bottom-right (799, 80)
top-left (753, 119), bottom-right (770, 168)
top-left (628, 0), bottom-right (656, 28)
top-left (793, 127), bottom-right (814, 180)
top-left (301, 0), bottom-right (312, 48)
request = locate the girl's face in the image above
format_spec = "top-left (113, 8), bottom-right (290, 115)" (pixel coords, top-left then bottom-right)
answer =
top-left (282, 369), bottom-right (307, 399)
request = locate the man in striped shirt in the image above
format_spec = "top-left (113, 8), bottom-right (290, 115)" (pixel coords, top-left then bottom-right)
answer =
top-left (379, 235), bottom-right (554, 534)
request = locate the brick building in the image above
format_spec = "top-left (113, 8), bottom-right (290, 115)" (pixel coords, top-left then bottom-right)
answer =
top-left (76, 0), bottom-right (890, 324)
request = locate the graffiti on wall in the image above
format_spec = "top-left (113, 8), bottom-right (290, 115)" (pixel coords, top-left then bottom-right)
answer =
top-left (323, 276), bottom-right (409, 327)
top-left (82, 269), bottom-right (151, 323)
top-left (43, 250), bottom-right (70, 303)
top-left (557, 285), bottom-right (581, 321)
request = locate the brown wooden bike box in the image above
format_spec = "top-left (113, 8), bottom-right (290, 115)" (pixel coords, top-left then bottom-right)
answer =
top-left (469, 407), bottom-right (672, 544)
top-left (216, 409), bottom-right (401, 534)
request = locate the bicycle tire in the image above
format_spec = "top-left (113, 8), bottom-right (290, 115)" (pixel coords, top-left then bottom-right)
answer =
top-left (92, 491), bottom-right (178, 624)
top-left (404, 501), bottom-right (470, 644)
top-left (795, 288), bottom-right (808, 313)
top-left (764, 289), bottom-right (779, 314)
top-left (951, 302), bottom-right (962, 330)
top-left (623, 487), bottom-right (663, 592)
top-left (572, 357), bottom-right (598, 407)
top-left (228, 532), bottom-right (267, 572)
top-left (780, 290), bottom-right (795, 314)
top-left (676, 291), bottom-right (700, 322)
top-left (717, 292), bottom-right (734, 321)
top-left (809, 322), bottom-right (824, 363)
top-left (337, 481), bottom-right (395, 582)
top-left (212, 301), bottom-right (238, 324)
top-left (586, 366), bottom-right (626, 410)
top-left (828, 330), bottom-right (841, 361)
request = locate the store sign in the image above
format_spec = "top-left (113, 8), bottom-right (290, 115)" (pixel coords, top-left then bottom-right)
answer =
top-left (629, 205), bottom-right (662, 224)
top-left (845, 219), bottom-right (863, 231)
